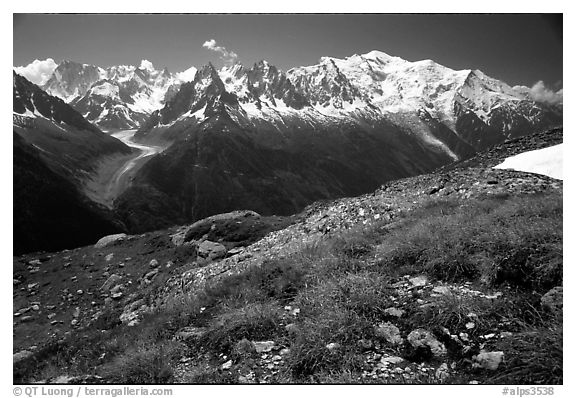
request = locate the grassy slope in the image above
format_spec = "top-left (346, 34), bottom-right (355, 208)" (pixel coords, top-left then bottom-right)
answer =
top-left (14, 192), bottom-right (562, 384)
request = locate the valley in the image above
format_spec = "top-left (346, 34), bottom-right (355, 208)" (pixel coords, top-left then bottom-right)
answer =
top-left (84, 130), bottom-right (168, 208)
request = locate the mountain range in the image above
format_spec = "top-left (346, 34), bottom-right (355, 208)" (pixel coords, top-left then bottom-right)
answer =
top-left (13, 50), bottom-right (562, 253)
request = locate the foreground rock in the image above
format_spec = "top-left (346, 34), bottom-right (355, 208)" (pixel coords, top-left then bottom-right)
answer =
top-left (541, 286), bottom-right (562, 316)
top-left (94, 233), bottom-right (127, 249)
top-left (197, 240), bottom-right (227, 260)
top-left (473, 351), bottom-right (505, 371)
top-left (407, 329), bottom-right (447, 358)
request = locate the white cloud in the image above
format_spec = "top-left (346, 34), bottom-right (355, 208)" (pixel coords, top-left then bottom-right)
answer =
top-left (202, 39), bottom-right (239, 66)
top-left (14, 58), bottom-right (58, 86)
top-left (176, 66), bottom-right (197, 82)
top-left (513, 81), bottom-right (563, 106)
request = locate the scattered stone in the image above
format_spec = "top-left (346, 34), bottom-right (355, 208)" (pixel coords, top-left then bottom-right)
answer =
top-left (272, 355), bottom-right (282, 361)
top-left (100, 274), bottom-right (123, 291)
top-left (380, 356), bottom-right (404, 366)
top-left (31, 304), bottom-right (40, 311)
top-left (432, 286), bottom-right (451, 295)
top-left (465, 322), bottom-right (475, 330)
top-left (473, 351), bottom-right (504, 370)
top-left (13, 279), bottom-right (21, 285)
top-left (173, 326), bottom-right (207, 342)
top-left (105, 253), bottom-right (114, 262)
top-left (221, 360), bottom-right (233, 370)
top-left (435, 363), bottom-right (450, 382)
top-left (358, 339), bottom-right (373, 350)
top-left (111, 292), bottom-right (123, 300)
top-left (326, 342), bottom-right (341, 351)
top-left (110, 284), bottom-right (123, 295)
top-left (143, 269), bottom-right (159, 282)
top-left (20, 315), bottom-right (33, 322)
top-left (375, 322), bottom-right (404, 346)
top-left (95, 233), bottom-right (127, 249)
top-left (77, 290), bottom-right (84, 295)
top-left (407, 329), bottom-right (447, 357)
top-left (119, 310), bottom-right (140, 326)
top-left (28, 259), bottom-right (42, 266)
top-left (384, 307), bottom-right (404, 318)
top-left (27, 283), bottom-right (39, 290)
top-left (233, 339), bottom-right (256, 357)
top-left (253, 341), bottom-right (275, 353)
top-left (47, 313), bottom-right (57, 320)
top-left (149, 259), bottom-right (159, 268)
top-left (541, 286), bottom-right (562, 316)
top-left (285, 323), bottom-right (298, 335)
top-left (71, 319), bottom-right (78, 326)
top-left (279, 348), bottom-right (291, 356)
top-left (409, 276), bottom-right (428, 287)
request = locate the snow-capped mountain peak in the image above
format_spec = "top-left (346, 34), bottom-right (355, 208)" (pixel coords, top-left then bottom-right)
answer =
top-left (139, 59), bottom-right (155, 72)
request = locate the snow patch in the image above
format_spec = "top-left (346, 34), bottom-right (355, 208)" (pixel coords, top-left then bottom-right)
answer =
top-left (493, 144), bottom-right (563, 180)
top-left (176, 66), bottom-right (197, 82)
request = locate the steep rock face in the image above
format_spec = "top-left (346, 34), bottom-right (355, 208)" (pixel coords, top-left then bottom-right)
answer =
top-left (43, 60), bottom-right (105, 102)
top-left (13, 73), bottom-right (131, 254)
top-left (119, 109), bottom-right (456, 232)
top-left (13, 72), bottom-right (131, 177)
top-left (43, 60), bottom-right (197, 130)
top-left (70, 79), bottom-right (150, 130)
top-left (13, 132), bottom-right (124, 255)
top-left (14, 71), bottom-right (100, 134)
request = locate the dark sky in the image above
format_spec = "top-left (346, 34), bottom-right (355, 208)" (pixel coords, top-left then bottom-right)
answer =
top-left (13, 14), bottom-right (563, 87)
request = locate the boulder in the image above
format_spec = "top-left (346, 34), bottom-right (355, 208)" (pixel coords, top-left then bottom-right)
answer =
top-left (409, 275), bottom-right (428, 287)
top-left (232, 338), bottom-right (257, 358)
top-left (221, 359), bottom-right (233, 370)
top-left (13, 350), bottom-right (33, 363)
top-left (253, 340), bottom-right (275, 353)
top-left (541, 286), bottom-right (562, 316)
top-left (94, 233), bottom-right (126, 249)
top-left (375, 322), bottom-right (404, 346)
top-left (380, 356), bottom-right (405, 366)
top-left (100, 274), bottom-right (122, 291)
top-left (384, 307), bottom-right (405, 318)
top-left (407, 329), bottom-right (447, 357)
top-left (143, 269), bottom-right (159, 282)
top-left (435, 362), bottom-right (450, 382)
top-left (473, 351), bottom-right (504, 370)
top-left (197, 240), bottom-right (227, 260)
top-left (175, 326), bottom-right (207, 342)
